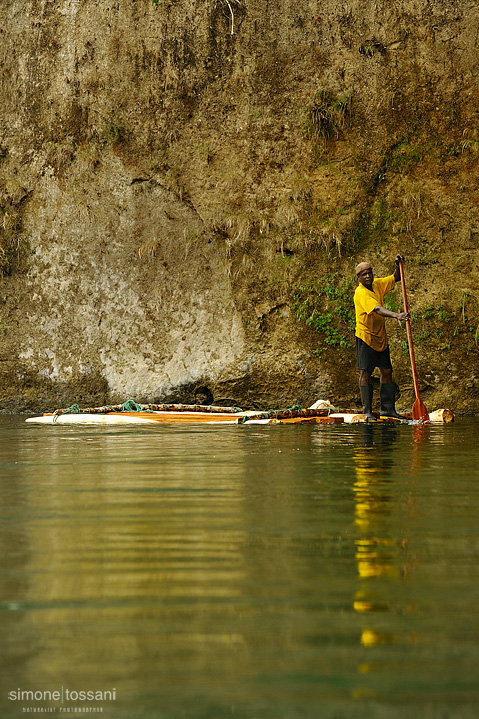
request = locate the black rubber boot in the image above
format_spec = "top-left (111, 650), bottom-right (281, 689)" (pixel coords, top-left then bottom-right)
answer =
top-left (379, 383), bottom-right (405, 419)
top-left (360, 385), bottom-right (377, 421)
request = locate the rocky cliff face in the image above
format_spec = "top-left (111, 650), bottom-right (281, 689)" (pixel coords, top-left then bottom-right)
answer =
top-left (1, 0), bottom-right (479, 413)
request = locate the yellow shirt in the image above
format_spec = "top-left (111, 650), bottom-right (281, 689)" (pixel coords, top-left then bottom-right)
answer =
top-left (354, 274), bottom-right (396, 351)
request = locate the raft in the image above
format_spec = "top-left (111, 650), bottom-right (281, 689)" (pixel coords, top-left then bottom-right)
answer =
top-left (24, 399), bottom-right (455, 425)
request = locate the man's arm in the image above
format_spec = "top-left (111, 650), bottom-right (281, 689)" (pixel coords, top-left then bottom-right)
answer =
top-left (374, 306), bottom-right (409, 321)
top-left (373, 254), bottom-right (409, 319)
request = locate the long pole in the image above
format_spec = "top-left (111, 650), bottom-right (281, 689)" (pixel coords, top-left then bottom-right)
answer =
top-left (398, 259), bottom-right (429, 423)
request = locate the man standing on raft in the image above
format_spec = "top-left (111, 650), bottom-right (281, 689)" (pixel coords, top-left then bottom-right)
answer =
top-left (354, 255), bottom-right (409, 421)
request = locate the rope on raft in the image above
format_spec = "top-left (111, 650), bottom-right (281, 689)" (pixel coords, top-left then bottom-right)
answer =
top-left (53, 403), bottom-right (81, 422)
top-left (52, 399), bottom-right (245, 417)
top-left (238, 405), bottom-right (335, 422)
top-left (239, 404), bottom-right (302, 423)
top-left (236, 404), bottom-right (335, 422)
top-left (51, 400), bottom-right (334, 422)
top-left (120, 398), bottom-right (155, 413)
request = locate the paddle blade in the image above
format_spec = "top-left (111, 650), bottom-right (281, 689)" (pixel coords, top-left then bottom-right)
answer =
top-left (412, 398), bottom-right (430, 424)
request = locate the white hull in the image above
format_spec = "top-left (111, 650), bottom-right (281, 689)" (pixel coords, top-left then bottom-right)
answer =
top-left (24, 407), bottom-right (454, 426)
top-left (25, 414), bottom-right (160, 425)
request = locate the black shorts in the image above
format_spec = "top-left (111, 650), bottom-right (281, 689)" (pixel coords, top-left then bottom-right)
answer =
top-left (356, 337), bottom-right (392, 374)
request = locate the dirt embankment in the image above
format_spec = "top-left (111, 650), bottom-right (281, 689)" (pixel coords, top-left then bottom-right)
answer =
top-left (0, 1), bottom-right (478, 414)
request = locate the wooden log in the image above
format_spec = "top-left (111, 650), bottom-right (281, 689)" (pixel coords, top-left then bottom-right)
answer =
top-left (428, 408), bottom-right (455, 423)
top-left (144, 403), bottom-right (243, 414)
top-left (350, 413), bottom-right (368, 423)
top-left (330, 413), bottom-right (366, 423)
top-left (308, 416), bottom-right (344, 424)
top-left (274, 416), bottom-right (344, 424)
top-left (329, 413), bottom-right (402, 423)
top-left (114, 411), bottom-right (240, 423)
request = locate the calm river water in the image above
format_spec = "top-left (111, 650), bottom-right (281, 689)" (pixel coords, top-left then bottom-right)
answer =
top-left (0, 415), bottom-right (478, 719)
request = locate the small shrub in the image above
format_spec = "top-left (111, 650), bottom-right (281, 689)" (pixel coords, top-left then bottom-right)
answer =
top-left (377, 139), bottom-right (422, 183)
top-left (0, 235), bottom-right (30, 276)
top-left (384, 292), bottom-right (401, 314)
top-left (303, 91), bottom-right (352, 141)
top-left (291, 274), bottom-right (355, 350)
top-left (102, 121), bottom-right (125, 145)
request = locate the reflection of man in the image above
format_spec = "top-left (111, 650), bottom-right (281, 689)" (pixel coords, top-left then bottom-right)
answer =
top-left (354, 255), bottom-right (409, 421)
top-left (352, 424), bottom-right (398, 648)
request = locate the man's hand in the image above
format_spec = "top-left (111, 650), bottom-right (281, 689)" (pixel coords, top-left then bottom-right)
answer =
top-left (393, 254), bottom-right (405, 282)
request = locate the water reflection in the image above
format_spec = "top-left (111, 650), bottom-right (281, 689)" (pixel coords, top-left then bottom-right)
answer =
top-left (0, 426), bottom-right (253, 716)
top-left (1, 419), bottom-right (479, 717)
top-left (352, 425), bottom-right (400, 652)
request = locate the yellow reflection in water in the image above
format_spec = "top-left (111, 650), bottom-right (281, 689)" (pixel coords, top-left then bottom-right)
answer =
top-left (352, 424), bottom-right (403, 697)
top-left (360, 628), bottom-right (400, 647)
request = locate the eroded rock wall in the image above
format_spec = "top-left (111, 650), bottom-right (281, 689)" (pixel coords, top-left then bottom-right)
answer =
top-left (1, 0), bottom-right (479, 413)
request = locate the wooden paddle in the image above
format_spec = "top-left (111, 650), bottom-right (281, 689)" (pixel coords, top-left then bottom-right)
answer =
top-left (398, 258), bottom-right (430, 423)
